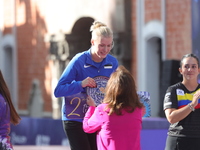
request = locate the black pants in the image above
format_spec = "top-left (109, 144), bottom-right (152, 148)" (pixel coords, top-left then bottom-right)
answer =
top-left (63, 121), bottom-right (97, 150)
top-left (165, 136), bottom-right (200, 150)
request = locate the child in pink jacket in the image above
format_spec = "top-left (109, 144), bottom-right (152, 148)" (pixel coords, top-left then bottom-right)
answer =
top-left (83, 65), bottom-right (143, 150)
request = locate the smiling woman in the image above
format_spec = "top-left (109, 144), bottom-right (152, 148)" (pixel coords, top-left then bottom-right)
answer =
top-left (90, 22), bottom-right (114, 63)
top-left (54, 21), bottom-right (118, 150)
top-left (163, 53), bottom-right (200, 150)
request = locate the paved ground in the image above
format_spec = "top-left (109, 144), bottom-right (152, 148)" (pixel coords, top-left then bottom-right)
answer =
top-left (13, 146), bottom-right (71, 150)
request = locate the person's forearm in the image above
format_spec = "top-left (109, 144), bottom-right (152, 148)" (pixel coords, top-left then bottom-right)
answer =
top-left (167, 104), bottom-right (194, 124)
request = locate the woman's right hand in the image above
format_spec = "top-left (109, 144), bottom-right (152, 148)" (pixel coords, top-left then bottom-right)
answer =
top-left (81, 77), bottom-right (96, 88)
top-left (192, 90), bottom-right (200, 107)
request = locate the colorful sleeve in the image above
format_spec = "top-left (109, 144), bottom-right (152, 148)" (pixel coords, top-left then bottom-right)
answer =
top-left (163, 86), bottom-right (178, 110)
top-left (0, 96), bottom-right (6, 121)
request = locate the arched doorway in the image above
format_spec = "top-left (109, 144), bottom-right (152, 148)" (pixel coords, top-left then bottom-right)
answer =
top-left (145, 37), bottom-right (162, 117)
top-left (137, 20), bottom-right (165, 117)
top-left (66, 17), bottom-right (94, 59)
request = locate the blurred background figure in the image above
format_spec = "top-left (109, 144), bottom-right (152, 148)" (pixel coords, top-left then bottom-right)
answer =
top-left (0, 70), bottom-right (21, 150)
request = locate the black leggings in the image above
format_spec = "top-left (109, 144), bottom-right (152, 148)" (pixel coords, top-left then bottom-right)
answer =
top-left (165, 136), bottom-right (200, 150)
top-left (63, 121), bottom-right (97, 150)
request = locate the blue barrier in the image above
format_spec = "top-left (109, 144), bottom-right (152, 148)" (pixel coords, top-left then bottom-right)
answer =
top-left (11, 117), bottom-right (169, 150)
top-left (141, 118), bottom-right (169, 150)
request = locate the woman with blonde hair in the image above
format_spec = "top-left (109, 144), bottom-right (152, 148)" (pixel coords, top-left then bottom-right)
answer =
top-left (54, 21), bottom-right (118, 150)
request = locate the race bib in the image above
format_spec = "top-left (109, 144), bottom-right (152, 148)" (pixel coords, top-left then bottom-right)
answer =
top-left (64, 92), bottom-right (88, 119)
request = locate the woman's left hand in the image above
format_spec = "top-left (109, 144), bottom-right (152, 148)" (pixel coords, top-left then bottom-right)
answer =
top-left (81, 77), bottom-right (96, 88)
top-left (86, 96), bottom-right (96, 106)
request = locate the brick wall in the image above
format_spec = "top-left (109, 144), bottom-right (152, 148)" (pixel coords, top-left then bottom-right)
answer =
top-left (17, 0), bottom-right (51, 112)
top-left (145, 0), bottom-right (162, 23)
top-left (3, 0), bottom-right (52, 113)
top-left (166, 0), bottom-right (192, 59)
top-left (131, 0), bottom-right (137, 80)
top-left (131, 0), bottom-right (192, 80)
